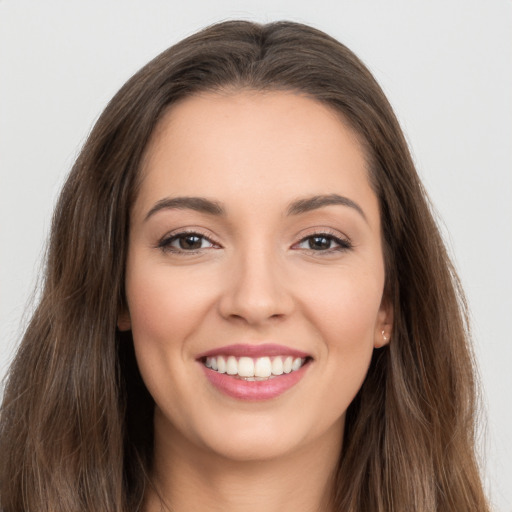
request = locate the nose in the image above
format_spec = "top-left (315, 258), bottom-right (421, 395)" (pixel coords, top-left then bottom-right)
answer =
top-left (218, 245), bottom-right (294, 326)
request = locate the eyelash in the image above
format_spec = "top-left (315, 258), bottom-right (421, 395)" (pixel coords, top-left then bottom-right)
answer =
top-left (156, 229), bottom-right (353, 256)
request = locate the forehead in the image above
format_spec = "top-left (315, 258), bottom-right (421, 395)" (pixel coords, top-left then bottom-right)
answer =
top-left (134, 90), bottom-right (378, 223)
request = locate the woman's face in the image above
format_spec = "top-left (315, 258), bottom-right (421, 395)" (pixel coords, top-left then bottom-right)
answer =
top-left (120, 90), bottom-right (392, 461)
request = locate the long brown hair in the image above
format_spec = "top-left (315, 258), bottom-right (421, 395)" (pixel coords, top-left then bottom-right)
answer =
top-left (0, 20), bottom-right (489, 511)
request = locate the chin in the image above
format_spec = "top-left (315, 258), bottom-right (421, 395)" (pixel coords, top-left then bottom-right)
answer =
top-left (191, 408), bottom-right (344, 464)
top-left (202, 428), bottom-right (305, 462)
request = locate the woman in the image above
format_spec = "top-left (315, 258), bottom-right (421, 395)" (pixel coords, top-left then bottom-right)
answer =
top-left (0, 20), bottom-right (489, 511)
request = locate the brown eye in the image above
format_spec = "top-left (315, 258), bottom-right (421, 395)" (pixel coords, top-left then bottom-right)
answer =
top-left (307, 236), bottom-right (332, 250)
top-left (177, 234), bottom-right (203, 250)
top-left (295, 232), bottom-right (352, 253)
top-left (158, 231), bottom-right (217, 254)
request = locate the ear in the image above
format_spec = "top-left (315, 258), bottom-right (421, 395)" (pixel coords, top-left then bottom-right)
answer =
top-left (117, 307), bottom-right (132, 331)
top-left (374, 294), bottom-right (393, 348)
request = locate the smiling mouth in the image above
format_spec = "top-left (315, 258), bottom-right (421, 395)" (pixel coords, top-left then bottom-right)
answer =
top-left (202, 355), bottom-right (310, 381)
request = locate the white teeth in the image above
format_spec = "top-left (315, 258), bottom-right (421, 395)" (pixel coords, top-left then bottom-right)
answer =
top-left (217, 356), bottom-right (226, 373)
top-left (254, 357), bottom-right (272, 378)
top-left (271, 357), bottom-right (283, 376)
top-left (204, 355), bottom-right (307, 379)
top-left (226, 356), bottom-right (238, 375)
top-left (238, 357), bottom-right (255, 377)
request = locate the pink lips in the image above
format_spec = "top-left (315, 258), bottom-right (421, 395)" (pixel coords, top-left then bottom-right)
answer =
top-left (197, 343), bottom-right (312, 401)
top-left (197, 343), bottom-right (310, 359)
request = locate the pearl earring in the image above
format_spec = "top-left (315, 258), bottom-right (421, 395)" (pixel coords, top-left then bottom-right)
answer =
top-left (382, 330), bottom-right (389, 342)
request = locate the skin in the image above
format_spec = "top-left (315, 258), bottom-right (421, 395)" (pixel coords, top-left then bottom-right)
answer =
top-left (119, 90), bottom-right (392, 512)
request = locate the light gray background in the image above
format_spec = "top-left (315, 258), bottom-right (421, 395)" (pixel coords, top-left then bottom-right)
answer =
top-left (1, 1), bottom-right (511, 510)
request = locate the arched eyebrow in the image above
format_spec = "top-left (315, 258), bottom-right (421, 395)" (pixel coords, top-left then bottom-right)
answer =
top-left (145, 196), bottom-right (225, 220)
top-left (285, 194), bottom-right (367, 222)
top-left (144, 194), bottom-right (367, 222)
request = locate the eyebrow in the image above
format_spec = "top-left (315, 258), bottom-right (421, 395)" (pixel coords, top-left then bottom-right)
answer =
top-left (144, 193), bottom-right (367, 222)
top-left (285, 193), bottom-right (367, 221)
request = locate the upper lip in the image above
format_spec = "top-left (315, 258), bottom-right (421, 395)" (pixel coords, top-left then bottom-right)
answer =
top-left (196, 343), bottom-right (311, 360)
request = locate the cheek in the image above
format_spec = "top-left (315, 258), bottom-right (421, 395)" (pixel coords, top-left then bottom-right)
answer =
top-left (124, 258), bottom-right (219, 425)
top-left (300, 266), bottom-right (383, 347)
top-left (296, 267), bottom-right (383, 406)
top-left (125, 259), bottom-right (215, 348)
top-left (123, 256), bottom-right (221, 406)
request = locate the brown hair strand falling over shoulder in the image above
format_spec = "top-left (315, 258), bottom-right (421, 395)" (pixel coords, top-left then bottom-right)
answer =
top-left (0, 20), bottom-right (489, 512)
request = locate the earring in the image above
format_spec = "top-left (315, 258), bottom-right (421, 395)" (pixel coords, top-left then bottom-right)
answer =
top-left (381, 330), bottom-right (389, 342)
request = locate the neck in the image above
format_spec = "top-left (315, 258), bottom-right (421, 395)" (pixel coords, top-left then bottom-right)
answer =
top-left (144, 415), bottom-right (342, 512)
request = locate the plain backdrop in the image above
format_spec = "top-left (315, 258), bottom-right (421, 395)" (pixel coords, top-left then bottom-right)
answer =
top-left (1, 1), bottom-right (511, 510)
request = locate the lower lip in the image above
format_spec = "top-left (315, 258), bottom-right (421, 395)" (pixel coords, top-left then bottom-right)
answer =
top-left (201, 362), bottom-right (310, 401)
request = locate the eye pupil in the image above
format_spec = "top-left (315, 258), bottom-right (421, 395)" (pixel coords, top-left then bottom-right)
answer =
top-left (309, 236), bottom-right (331, 250)
top-left (180, 235), bottom-right (202, 250)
